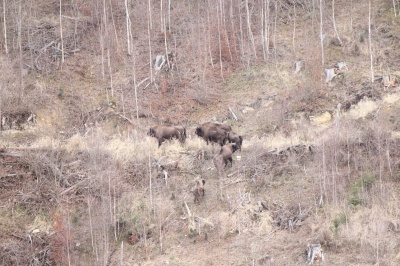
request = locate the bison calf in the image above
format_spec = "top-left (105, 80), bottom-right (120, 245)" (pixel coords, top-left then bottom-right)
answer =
top-left (148, 125), bottom-right (187, 147)
top-left (227, 132), bottom-right (243, 151)
top-left (191, 177), bottom-right (206, 203)
top-left (213, 143), bottom-right (239, 176)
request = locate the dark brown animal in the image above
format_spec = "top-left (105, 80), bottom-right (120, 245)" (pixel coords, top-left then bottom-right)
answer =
top-left (213, 143), bottom-right (239, 176)
top-left (195, 122), bottom-right (231, 146)
top-left (148, 125), bottom-right (187, 147)
top-left (191, 177), bottom-right (206, 203)
top-left (202, 122), bottom-right (232, 132)
top-left (227, 132), bottom-right (243, 151)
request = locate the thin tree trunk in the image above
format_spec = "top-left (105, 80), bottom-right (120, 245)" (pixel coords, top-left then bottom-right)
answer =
top-left (217, 3), bottom-right (224, 80)
top-left (88, 197), bottom-right (99, 261)
top-left (220, 0), bottom-right (232, 62)
top-left (148, 0), bottom-right (152, 30)
top-left (164, 17), bottom-right (169, 68)
top-left (133, 52), bottom-right (139, 120)
top-left (319, 0), bottom-right (324, 66)
top-left (67, 198), bottom-right (71, 266)
top-left (148, 0), bottom-right (153, 83)
top-left (273, 1), bottom-right (278, 60)
top-left (393, 0), bottom-right (397, 17)
top-left (238, 0), bottom-right (244, 60)
top-left (3, 0), bottom-right (8, 54)
top-left (229, 0), bottom-right (237, 57)
top-left (120, 241), bottom-right (124, 266)
top-left (332, 0), bottom-right (342, 45)
top-left (124, 0), bottom-right (131, 55)
top-left (108, 0), bottom-right (119, 49)
top-left (245, 0), bottom-right (257, 58)
top-left (207, 4), bottom-right (214, 69)
top-left (60, 0), bottom-right (65, 64)
top-left (148, 152), bottom-right (153, 210)
top-left (160, 0), bottom-right (164, 32)
top-left (368, 0), bottom-right (374, 82)
top-left (168, 0), bottom-right (171, 31)
top-left (266, 0), bottom-right (270, 58)
top-left (18, 2), bottom-right (23, 103)
top-left (107, 49), bottom-right (113, 98)
top-left (292, 2), bottom-right (296, 53)
top-left (261, 0), bottom-right (266, 60)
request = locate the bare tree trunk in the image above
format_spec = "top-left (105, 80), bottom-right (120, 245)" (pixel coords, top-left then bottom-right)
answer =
top-left (59, 0), bottom-right (65, 64)
top-left (245, 0), bottom-right (257, 58)
top-left (292, 2), bottom-right (296, 53)
top-left (206, 4), bottom-right (214, 69)
top-left (148, 0), bottom-right (152, 30)
top-left (164, 17), bottom-right (169, 68)
top-left (100, 27), bottom-right (105, 80)
top-left (18, 1), bottom-right (23, 103)
top-left (133, 53), bottom-right (139, 120)
top-left (148, 0), bottom-right (153, 83)
top-left (238, 0), bottom-right (244, 60)
top-left (261, 0), bottom-right (266, 60)
top-left (148, 152), bottom-right (153, 210)
top-left (319, 0), bottom-right (324, 66)
top-left (107, 49), bottom-right (113, 98)
top-left (265, 0), bottom-right (270, 58)
top-left (3, 0), bottom-right (8, 54)
top-left (229, 0), bottom-right (238, 57)
top-left (217, 3), bottom-right (224, 80)
top-left (108, 0), bottom-right (119, 50)
top-left (332, 0), bottom-right (342, 45)
top-left (273, 1), bottom-right (278, 60)
top-left (124, 0), bottom-right (131, 55)
top-left (168, 0), bottom-right (171, 31)
top-left (160, 0), bottom-right (164, 32)
top-left (220, 0), bottom-right (232, 62)
top-left (393, 0), bottom-right (397, 17)
top-left (88, 197), bottom-right (99, 261)
top-left (66, 198), bottom-right (72, 266)
top-left (368, 0), bottom-right (374, 82)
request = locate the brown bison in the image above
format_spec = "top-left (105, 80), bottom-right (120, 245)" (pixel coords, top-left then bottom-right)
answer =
top-left (148, 125), bottom-right (187, 147)
top-left (195, 122), bottom-right (232, 146)
top-left (191, 177), bottom-right (206, 203)
top-left (227, 132), bottom-right (243, 151)
top-left (213, 143), bottom-right (239, 176)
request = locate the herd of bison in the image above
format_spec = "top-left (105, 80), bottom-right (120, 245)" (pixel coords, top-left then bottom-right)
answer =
top-left (148, 122), bottom-right (243, 202)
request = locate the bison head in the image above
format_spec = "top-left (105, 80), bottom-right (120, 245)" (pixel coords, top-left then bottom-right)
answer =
top-left (195, 127), bottom-right (203, 137)
top-left (231, 143), bottom-right (239, 153)
top-left (148, 128), bottom-right (155, 137)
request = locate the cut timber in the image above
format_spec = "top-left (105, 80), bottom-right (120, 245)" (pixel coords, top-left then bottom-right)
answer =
top-left (294, 60), bottom-right (303, 74)
top-left (324, 68), bottom-right (336, 83)
top-left (382, 74), bottom-right (396, 87)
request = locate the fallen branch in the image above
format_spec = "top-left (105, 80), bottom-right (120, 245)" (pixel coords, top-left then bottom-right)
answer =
top-left (228, 107), bottom-right (238, 121)
top-left (184, 201), bottom-right (192, 217)
top-left (194, 216), bottom-right (215, 228)
top-left (60, 177), bottom-right (91, 195)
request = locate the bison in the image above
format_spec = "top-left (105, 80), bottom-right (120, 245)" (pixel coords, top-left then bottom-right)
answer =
top-left (213, 143), bottom-right (239, 176)
top-left (191, 177), bottom-right (206, 203)
top-left (195, 122), bottom-right (232, 146)
top-left (227, 132), bottom-right (243, 151)
top-left (148, 125), bottom-right (187, 147)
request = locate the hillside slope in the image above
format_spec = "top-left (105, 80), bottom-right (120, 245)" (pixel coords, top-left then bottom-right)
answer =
top-left (2, 1), bottom-right (400, 265)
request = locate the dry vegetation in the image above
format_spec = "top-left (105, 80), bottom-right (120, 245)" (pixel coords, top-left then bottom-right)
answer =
top-left (2, 0), bottom-right (400, 265)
